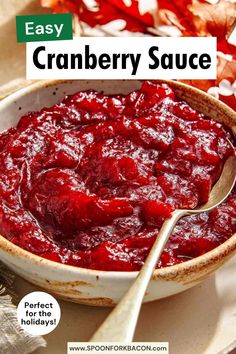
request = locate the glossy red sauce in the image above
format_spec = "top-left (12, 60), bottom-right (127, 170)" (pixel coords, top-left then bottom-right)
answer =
top-left (0, 81), bottom-right (235, 271)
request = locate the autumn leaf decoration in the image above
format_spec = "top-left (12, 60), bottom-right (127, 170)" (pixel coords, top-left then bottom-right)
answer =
top-left (41, 0), bottom-right (236, 110)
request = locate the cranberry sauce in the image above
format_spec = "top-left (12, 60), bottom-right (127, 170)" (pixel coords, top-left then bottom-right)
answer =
top-left (0, 81), bottom-right (235, 270)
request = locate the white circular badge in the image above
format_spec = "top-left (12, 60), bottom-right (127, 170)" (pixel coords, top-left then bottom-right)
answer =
top-left (17, 291), bottom-right (61, 335)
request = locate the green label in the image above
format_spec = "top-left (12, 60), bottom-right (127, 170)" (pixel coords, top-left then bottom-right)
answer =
top-left (16, 13), bottom-right (73, 42)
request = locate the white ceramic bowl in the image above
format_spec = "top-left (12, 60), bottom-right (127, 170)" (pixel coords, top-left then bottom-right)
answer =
top-left (0, 80), bottom-right (235, 306)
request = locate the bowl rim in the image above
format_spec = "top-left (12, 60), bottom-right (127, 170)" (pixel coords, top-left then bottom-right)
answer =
top-left (0, 78), bottom-right (235, 281)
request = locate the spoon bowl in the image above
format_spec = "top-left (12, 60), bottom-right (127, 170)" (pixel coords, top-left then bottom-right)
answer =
top-left (0, 79), bottom-right (235, 306)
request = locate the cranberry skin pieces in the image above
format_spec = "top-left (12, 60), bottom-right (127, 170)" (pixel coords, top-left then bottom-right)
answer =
top-left (0, 81), bottom-right (235, 271)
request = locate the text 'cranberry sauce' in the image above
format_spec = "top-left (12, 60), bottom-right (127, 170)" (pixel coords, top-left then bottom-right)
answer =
top-left (0, 81), bottom-right (235, 271)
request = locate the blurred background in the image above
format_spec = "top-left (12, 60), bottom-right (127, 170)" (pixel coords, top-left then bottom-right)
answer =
top-left (0, 0), bottom-right (235, 109)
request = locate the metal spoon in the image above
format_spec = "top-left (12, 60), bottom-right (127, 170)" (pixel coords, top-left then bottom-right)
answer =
top-left (90, 154), bottom-right (236, 342)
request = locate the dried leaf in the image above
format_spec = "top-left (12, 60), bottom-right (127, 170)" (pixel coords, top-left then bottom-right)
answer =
top-left (188, 0), bottom-right (236, 38)
top-left (158, 9), bottom-right (185, 32)
top-left (41, 0), bottom-right (158, 32)
top-left (158, 0), bottom-right (194, 35)
top-left (216, 53), bottom-right (236, 83)
top-left (41, 0), bottom-right (82, 13)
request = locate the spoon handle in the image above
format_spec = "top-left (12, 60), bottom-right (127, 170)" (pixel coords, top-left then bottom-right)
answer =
top-left (89, 209), bottom-right (185, 342)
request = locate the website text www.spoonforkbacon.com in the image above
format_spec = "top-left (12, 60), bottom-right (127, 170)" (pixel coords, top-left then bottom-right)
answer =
top-left (67, 343), bottom-right (169, 354)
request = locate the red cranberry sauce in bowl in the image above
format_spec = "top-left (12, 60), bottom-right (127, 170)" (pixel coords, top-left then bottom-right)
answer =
top-left (0, 81), bottom-right (235, 271)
